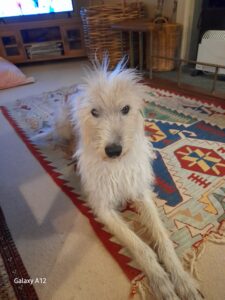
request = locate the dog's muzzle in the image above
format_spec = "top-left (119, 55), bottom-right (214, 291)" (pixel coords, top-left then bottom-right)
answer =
top-left (105, 143), bottom-right (122, 158)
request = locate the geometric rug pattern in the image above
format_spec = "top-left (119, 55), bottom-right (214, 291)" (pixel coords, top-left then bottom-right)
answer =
top-left (1, 85), bottom-right (225, 284)
top-left (144, 89), bottom-right (225, 258)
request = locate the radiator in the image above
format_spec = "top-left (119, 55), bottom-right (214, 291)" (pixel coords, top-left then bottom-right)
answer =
top-left (196, 30), bottom-right (225, 75)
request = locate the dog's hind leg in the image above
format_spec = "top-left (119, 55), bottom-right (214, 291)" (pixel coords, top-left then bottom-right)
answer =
top-left (135, 192), bottom-right (203, 300)
top-left (97, 208), bottom-right (179, 300)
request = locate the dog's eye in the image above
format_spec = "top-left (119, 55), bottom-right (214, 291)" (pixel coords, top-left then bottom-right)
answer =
top-left (91, 108), bottom-right (100, 118)
top-left (121, 105), bottom-right (130, 115)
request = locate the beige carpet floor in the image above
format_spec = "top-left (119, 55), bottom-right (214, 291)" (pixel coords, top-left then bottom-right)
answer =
top-left (0, 59), bottom-right (224, 300)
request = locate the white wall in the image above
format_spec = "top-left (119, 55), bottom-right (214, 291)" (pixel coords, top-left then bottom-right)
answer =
top-left (189, 0), bottom-right (203, 60)
top-left (142, 0), bottom-right (175, 19)
top-left (176, 0), bottom-right (196, 59)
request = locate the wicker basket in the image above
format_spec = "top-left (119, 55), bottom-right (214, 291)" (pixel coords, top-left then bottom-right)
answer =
top-left (80, 1), bottom-right (144, 68)
top-left (152, 17), bottom-right (182, 71)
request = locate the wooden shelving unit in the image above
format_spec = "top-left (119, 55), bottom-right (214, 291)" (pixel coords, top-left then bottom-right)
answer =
top-left (0, 17), bottom-right (86, 63)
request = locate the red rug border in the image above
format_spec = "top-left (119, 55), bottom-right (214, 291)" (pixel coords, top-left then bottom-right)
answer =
top-left (0, 106), bottom-right (140, 281)
top-left (147, 83), bottom-right (225, 110)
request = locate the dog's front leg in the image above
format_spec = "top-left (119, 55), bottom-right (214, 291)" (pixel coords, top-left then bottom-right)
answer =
top-left (135, 192), bottom-right (203, 300)
top-left (96, 207), bottom-right (179, 300)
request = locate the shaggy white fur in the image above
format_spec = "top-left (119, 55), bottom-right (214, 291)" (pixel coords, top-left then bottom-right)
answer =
top-left (56, 59), bottom-right (203, 300)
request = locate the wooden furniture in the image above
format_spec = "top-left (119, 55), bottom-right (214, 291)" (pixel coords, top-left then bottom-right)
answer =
top-left (112, 19), bottom-right (155, 75)
top-left (111, 18), bottom-right (182, 77)
top-left (0, 18), bottom-right (86, 63)
top-left (80, 2), bottom-right (144, 69)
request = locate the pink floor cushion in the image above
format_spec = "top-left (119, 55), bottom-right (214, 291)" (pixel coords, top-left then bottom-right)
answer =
top-left (0, 57), bottom-right (34, 90)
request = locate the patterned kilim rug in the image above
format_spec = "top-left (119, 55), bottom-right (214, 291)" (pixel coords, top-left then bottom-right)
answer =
top-left (0, 207), bottom-right (38, 300)
top-left (1, 85), bottom-right (225, 298)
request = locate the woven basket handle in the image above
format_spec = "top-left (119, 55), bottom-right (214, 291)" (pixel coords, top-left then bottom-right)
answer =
top-left (122, 1), bottom-right (141, 12)
top-left (153, 16), bottom-right (168, 24)
top-left (120, 0), bottom-right (141, 9)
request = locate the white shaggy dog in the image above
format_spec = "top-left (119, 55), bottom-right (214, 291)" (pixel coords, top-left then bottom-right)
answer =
top-left (57, 59), bottom-right (202, 300)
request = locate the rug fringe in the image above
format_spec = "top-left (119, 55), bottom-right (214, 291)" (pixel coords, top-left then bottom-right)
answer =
top-left (183, 222), bottom-right (225, 280)
top-left (130, 223), bottom-right (225, 299)
top-left (183, 242), bottom-right (205, 280)
top-left (130, 275), bottom-right (153, 300)
top-left (207, 230), bottom-right (225, 244)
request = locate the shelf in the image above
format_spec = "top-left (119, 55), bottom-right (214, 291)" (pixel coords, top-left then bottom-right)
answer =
top-left (0, 17), bottom-right (86, 63)
top-left (23, 40), bottom-right (63, 46)
top-left (68, 41), bottom-right (82, 50)
top-left (28, 55), bottom-right (64, 61)
top-left (68, 38), bottom-right (82, 42)
top-left (4, 44), bottom-right (18, 48)
top-left (23, 51), bottom-right (85, 63)
top-left (5, 47), bottom-right (20, 56)
top-left (21, 26), bottom-right (62, 44)
top-left (1, 36), bottom-right (17, 46)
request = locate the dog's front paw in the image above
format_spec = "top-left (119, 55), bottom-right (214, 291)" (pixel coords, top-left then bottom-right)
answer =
top-left (174, 272), bottom-right (204, 300)
top-left (148, 271), bottom-right (179, 300)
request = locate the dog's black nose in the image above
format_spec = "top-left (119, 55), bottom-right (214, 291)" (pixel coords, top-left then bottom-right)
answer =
top-left (105, 144), bottom-right (122, 158)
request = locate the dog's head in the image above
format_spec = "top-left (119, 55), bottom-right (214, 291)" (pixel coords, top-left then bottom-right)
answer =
top-left (72, 58), bottom-right (147, 160)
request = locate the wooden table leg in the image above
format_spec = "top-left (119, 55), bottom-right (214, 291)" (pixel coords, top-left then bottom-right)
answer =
top-left (139, 32), bottom-right (143, 72)
top-left (129, 31), bottom-right (134, 68)
top-left (120, 31), bottom-right (124, 56)
top-left (149, 31), bottom-right (153, 79)
top-left (211, 66), bottom-right (218, 94)
top-left (177, 60), bottom-right (182, 87)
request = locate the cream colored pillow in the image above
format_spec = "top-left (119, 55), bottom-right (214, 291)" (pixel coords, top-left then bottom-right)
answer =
top-left (0, 57), bottom-right (34, 90)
